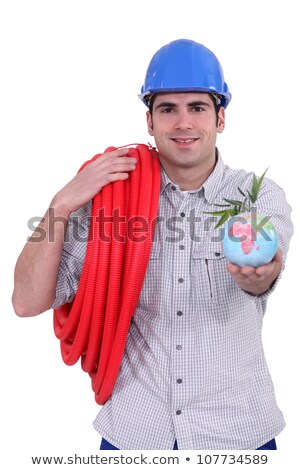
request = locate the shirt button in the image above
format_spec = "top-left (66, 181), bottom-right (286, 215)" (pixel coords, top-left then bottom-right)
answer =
top-left (178, 278), bottom-right (184, 283)
top-left (176, 345), bottom-right (182, 350)
top-left (177, 310), bottom-right (183, 316)
top-left (179, 245), bottom-right (185, 250)
top-left (177, 379), bottom-right (183, 384)
top-left (176, 410), bottom-right (182, 415)
top-left (180, 212), bottom-right (185, 218)
top-left (171, 185), bottom-right (176, 191)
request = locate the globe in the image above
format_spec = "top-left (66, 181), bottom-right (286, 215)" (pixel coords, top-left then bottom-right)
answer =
top-left (222, 212), bottom-right (278, 267)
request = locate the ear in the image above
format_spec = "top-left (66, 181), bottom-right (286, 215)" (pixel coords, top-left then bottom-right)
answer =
top-left (146, 111), bottom-right (154, 136)
top-left (217, 107), bottom-right (225, 133)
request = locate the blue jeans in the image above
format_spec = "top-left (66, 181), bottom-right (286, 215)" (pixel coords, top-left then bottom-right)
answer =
top-left (100, 437), bottom-right (277, 450)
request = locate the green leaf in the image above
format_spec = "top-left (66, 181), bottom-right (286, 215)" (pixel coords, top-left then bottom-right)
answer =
top-left (256, 167), bottom-right (268, 195)
top-left (223, 198), bottom-right (242, 206)
top-left (204, 209), bottom-right (229, 216)
top-left (247, 190), bottom-right (255, 204)
top-left (214, 211), bottom-right (230, 228)
top-left (213, 203), bottom-right (231, 208)
top-left (250, 168), bottom-right (268, 203)
top-left (205, 167), bottom-right (269, 230)
top-left (237, 187), bottom-right (246, 197)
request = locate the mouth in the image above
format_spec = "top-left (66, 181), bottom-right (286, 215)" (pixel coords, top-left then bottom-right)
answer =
top-left (171, 137), bottom-right (199, 146)
top-left (171, 137), bottom-right (199, 144)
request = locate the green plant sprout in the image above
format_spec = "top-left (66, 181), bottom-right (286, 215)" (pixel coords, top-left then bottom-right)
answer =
top-left (205, 168), bottom-right (268, 229)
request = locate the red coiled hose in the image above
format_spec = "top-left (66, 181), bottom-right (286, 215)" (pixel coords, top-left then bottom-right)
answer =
top-left (53, 144), bottom-right (160, 405)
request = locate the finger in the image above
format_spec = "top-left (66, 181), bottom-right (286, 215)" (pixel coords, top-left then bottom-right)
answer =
top-left (273, 247), bottom-right (282, 263)
top-left (253, 248), bottom-right (282, 276)
top-left (103, 147), bottom-right (130, 157)
top-left (226, 262), bottom-right (240, 274)
top-left (102, 172), bottom-right (131, 185)
top-left (106, 162), bottom-right (137, 174)
top-left (255, 264), bottom-right (272, 276)
top-left (227, 263), bottom-right (262, 283)
top-left (89, 148), bottom-right (131, 166)
top-left (101, 147), bottom-right (137, 163)
top-left (240, 266), bottom-right (256, 276)
top-left (95, 155), bottom-right (138, 171)
top-left (86, 157), bottom-right (137, 178)
top-left (226, 263), bottom-right (255, 277)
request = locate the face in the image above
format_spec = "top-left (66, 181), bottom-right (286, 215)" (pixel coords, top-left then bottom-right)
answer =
top-left (146, 92), bottom-right (225, 175)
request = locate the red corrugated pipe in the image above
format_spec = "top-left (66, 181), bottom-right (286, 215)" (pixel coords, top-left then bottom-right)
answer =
top-left (53, 144), bottom-right (161, 405)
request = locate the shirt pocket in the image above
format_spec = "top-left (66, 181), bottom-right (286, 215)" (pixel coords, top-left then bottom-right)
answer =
top-left (192, 241), bottom-right (231, 304)
top-left (137, 242), bottom-right (162, 310)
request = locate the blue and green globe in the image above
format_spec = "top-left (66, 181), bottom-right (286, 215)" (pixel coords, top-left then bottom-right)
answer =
top-left (222, 212), bottom-right (278, 267)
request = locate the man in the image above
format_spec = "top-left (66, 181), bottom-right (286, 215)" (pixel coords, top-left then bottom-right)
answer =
top-left (12, 39), bottom-right (293, 450)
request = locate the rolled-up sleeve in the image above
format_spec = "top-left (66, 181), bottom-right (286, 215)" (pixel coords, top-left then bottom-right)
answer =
top-left (52, 202), bottom-right (91, 309)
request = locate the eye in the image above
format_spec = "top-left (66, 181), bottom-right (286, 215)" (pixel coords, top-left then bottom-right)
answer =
top-left (191, 105), bottom-right (205, 112)
top-left (161, 107), bottom-right (175, 113)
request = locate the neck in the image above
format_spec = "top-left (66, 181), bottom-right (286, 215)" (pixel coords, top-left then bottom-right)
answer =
top-left (161, 156), bottom-right (217, 191)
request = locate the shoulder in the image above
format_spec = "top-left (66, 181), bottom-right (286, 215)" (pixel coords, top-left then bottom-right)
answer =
top-left (221, 164), bottom-right (286, 201)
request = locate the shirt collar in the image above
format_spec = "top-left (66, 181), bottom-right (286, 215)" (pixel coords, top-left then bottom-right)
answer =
top-left (159, 148), bottom-right (225, 203)
top-left (202, 150), bottom-right (226, 205)
top-left (160, 168), bottom-right (174, 194)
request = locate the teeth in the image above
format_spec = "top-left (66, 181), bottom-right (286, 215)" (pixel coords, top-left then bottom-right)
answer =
top-left (174, 139), bottom-right (195, 143)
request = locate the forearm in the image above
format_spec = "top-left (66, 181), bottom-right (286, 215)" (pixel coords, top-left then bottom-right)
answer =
top-left (12, 201), bottom-right (70, 317)
top-left (12, 147), bottom-right (137, 317)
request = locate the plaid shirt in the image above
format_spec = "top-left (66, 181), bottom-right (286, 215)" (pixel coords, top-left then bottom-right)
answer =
top-left (53, 151), bottom-right (293, 449)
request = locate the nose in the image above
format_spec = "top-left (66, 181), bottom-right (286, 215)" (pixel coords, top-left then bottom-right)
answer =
top-left (175, 109), bottom-right (193, 130)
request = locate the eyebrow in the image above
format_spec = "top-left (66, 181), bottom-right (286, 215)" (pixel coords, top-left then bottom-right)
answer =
top-left (154, 100), bottom-right (211, 110)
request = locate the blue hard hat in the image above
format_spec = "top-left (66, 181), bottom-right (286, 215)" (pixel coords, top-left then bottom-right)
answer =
top-left (139, 39), bottom-right (231, 108)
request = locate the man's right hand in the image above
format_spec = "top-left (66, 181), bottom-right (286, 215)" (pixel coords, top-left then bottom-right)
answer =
top-left (51, 147), bottom-right (137, 217)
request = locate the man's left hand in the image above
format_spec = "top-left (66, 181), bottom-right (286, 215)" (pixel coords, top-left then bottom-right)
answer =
top-left (226, 248), bottom-right (282, 295)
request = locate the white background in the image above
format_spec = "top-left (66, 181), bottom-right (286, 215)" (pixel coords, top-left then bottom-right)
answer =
top-left (0, 0), bottom-right (298, 468)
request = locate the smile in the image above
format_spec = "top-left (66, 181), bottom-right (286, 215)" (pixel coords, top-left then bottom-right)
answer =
top-left (172, 138), bottom-right (198, 143)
